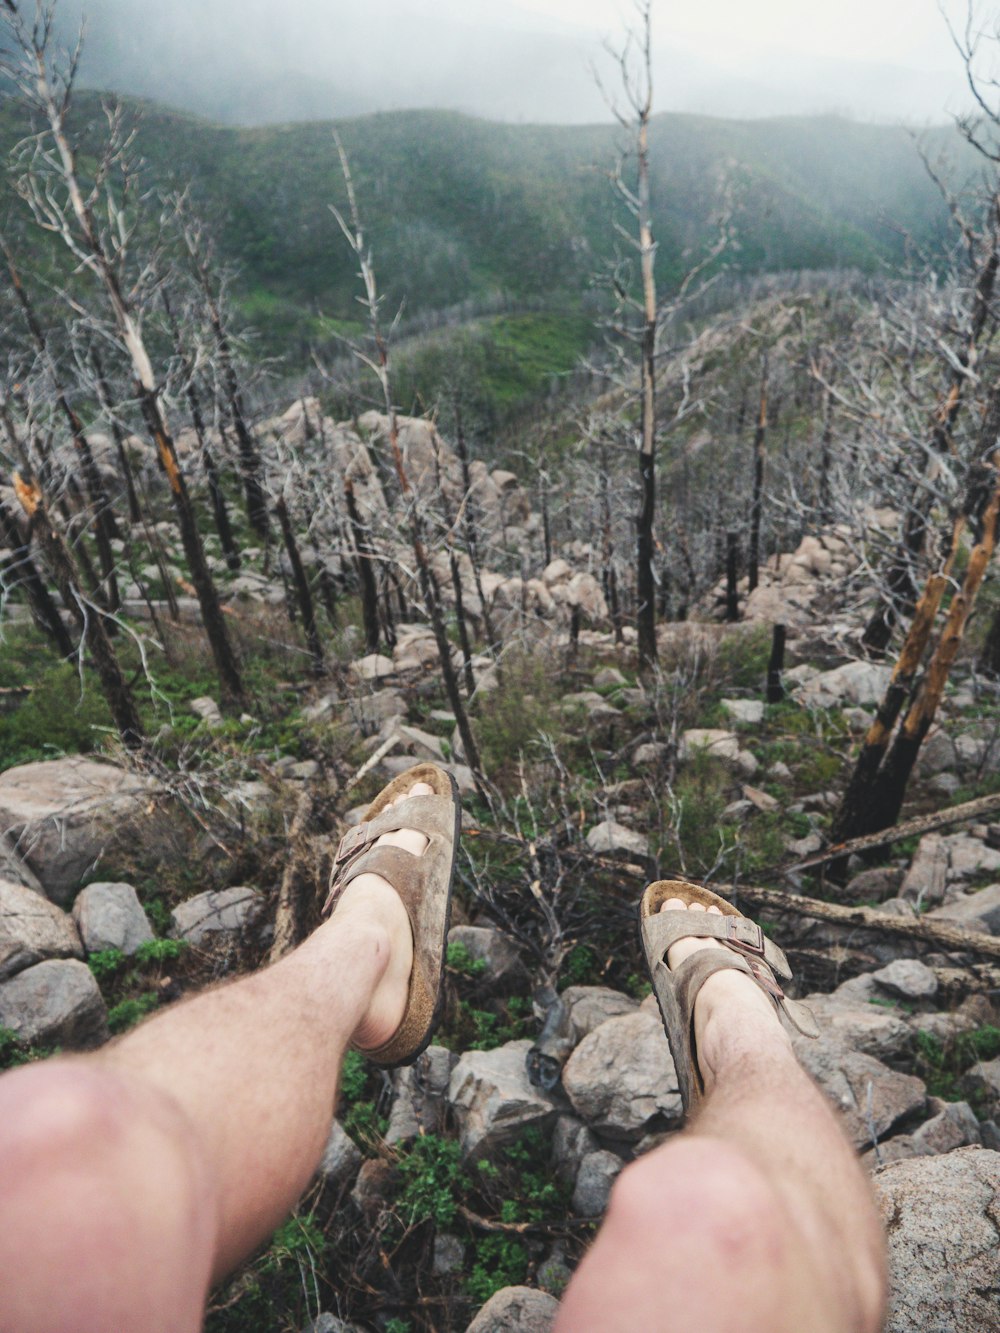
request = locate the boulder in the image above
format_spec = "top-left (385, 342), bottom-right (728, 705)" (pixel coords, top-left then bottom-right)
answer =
top-left (465, 1287), bottom-right (559, 1333)
top-left (71, 882), bottom-right (154, 956)
top-left (317, 1119), bottom-right (362, 1190)
top-left (447, 926), bottom-right (527, 988)
top-left (385, 1045), bottom-right (456, 1144)
top-left (679, 729), bottom-right (740, 763)
top-left (791, 1030), bottom-right (926, 1149)
top-left (720, 698), bottom-right (764, 724)
top-left (0, 958), bottom-right (107, 1047)
top-left (584, 821), bottom-right (649, 860)
top-left (0, 877), bottom-right (83, 980)
top-left (793, 660), bottom-right (891, 709)
top-left (572, 1149), bottom-right (624, 1216)
top-left (871, 959), bottom-right (938, 1002)
top-left (432, 1233), bottom-right (465, 1277)
top-left (0, 758), bottom-right (153, 905)
top-left (803, 992), bottom-right (912, 1063)
top-left (874, 1148), bottom-right (1000, 1333)
top-left (189, 696), bottom-right (223, 726)
top-left (927, 883), bottom-right (1000, 935)
top-left (449, 1040), bottom-right (558, 1159)
top-left (900, 834), bottom-right (949, 908)
top-left (633, 742), bottom-right (668, 766)
top-left (347, 653), bottom-right (394, 683)
top-left (942, 833), bottom-right (1000, 880)
top-left (551, 1115), bottom-right (600, 1187)
top-left (169, 886), bottom-right (263, 947)
top-left (562, 1008), bottom-right (682, 1140)
top-left (562, 986), bottom-right (639, 1041)
top-left (875, 1101), bottom-right (982, 1164)
top-left (340, 689), bottom-right (406, 734)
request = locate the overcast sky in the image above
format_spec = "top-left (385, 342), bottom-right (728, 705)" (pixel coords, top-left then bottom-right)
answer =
top-left (56, 0), bottom-right (990, 126)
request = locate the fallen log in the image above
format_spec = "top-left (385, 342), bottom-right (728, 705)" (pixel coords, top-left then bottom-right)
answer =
top-left (733, 883), bottom-right (1000, 964)
top-left (780, 790), bottom-right (1000, 877)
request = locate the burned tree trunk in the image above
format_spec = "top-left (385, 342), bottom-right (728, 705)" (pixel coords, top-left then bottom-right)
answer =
top-left (747, 353), bottom-right (768, 595)
top-left (275, 493), bottom-right (323, 676)
top-left (345, 479), bottom-right (380, 654)
top-left (0, 492), bottom-right (74, 656)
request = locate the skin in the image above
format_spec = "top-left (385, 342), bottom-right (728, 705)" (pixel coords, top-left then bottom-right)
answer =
top-left (0, 789), bottom-right (886, 1333)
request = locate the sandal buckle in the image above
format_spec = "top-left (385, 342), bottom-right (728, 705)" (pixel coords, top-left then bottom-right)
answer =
top-left (336, 822), bottom-right (369, 865)
top-left (747, 958), bottom-right (785, 1000)
top-left (725, 917), bottom-right (765, 956)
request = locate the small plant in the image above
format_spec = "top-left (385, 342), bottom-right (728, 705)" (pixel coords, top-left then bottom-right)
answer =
top-left (339, 1048), bottom-right (368, 1102)
top-left (447, 939), bottom-right (488, 978)
top-left (0, 1027), bottom-right (58, 1071)
top-left (914, 1025), bottom-right (1000, 1107)
top-left (395, 1133), bottom-right (466, 1228)
top-left (134, 938), bottom-right (187, 967)
top-left (466, 1234), bottom-right (529, 1305)
top-left (87, 948), bottom-right (126, 981)
top-left (107, 994), bottom-right (159, 1035)
top-left (560, 944), bottom-right (599, 989)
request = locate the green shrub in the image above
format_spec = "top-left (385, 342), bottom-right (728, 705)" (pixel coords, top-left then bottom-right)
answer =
top-left (107, 993), bottom-right (159, 1034)
top-left (134, 938), bottom-right (187, 966)
top-left (467, 1235), bottom-right (529, 1305)
top-left (87, 948), bottom-right (126, 981)
top-left (396, 1134), bottom-right (466, 1228)
top-left (447, 939), bottom-right (488, 978)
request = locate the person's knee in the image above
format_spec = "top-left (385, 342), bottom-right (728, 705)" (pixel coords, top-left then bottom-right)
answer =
top-left (607, 1136), bottom-right (789, 1272)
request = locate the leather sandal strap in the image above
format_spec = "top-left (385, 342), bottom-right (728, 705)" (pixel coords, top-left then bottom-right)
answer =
top-left (642, 908), bottom-right (793, 980)
top-left (663, 948), bottom-right (819, 1040)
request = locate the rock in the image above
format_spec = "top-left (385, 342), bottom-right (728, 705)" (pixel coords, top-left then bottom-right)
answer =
top-left (915, 728), bottom-right (957, 775)
top-left (189, 696), bottom-right (223, 726)
top-left (449, 1040), bottom-right (558, 1158)
top-left (929, 772), bottom-right (961, 796)
top-left (432, 1233), bottom-right (465, 1277)
top-left (71, 882), bottom-right (154, 956)
top-left (963, 1057), bottom-right (1000, 1117)
top-left (871, 958), bottom-right (938, 1002)
top-left (793, 661), bottom-right (891, 709)
top-left (900, 834), bottom-right (949, 908)
top-left (874, 1147), bottom-right (1000, 1333)
top-left (169, 886), bottom-right (263, 947)
top-left (447, 926), bottom-right (527, 988)
top-left (341, 689), bottom-right (406, 733)
top-left (593, 667), bottom-right (627, 689)
top-left (943, 832), bottom-right (1000, 880)
top-left (561, 986), bottom-right (639, 1041)
top-left (385, 1045), bottom-right (456, 1144)
top-left (911, 1100), bottom-right (982, 1154)
top-left (572, 1149), bottom-right (624, 1216)
top-left (803, 993), bottom-right (912, 1063)
top-left (348, 653), bottom-right (394, 683)
top-left (317, 1119), bottom-right (362, 1189)
top-left (536, 1244), bottom-right (573, 1298)
top-left (734, 749), bottom-right (759, 778)
top-left (679, 729), bottom-right (740, 763)
top-left (390, 722), bottom-right (446, 762)
top-left (742, 785), bottom-right (779, 813)
top-left (0, 829), bottom-right (43, 892)
top-left (350, 1157), bottom-right (396, 1217)
top-left (0, 758), bottom-right (153, 905)
top-left (0, 877), bottom-right (83, 980)
top-left (927, 883), bottom-right (1000, 934)
top-left (551, 1115), bottom-right (600, 1187)
top-left (0, 958), bottom-right (107, 1047)
top-left (633, 742), bottom-right (668, 766)
top-left (768, 760), bottom-right (793, 781)
top-left (302, 1315), bottom-right (364, 1333)
top-left (562, 1009), bottom-right (682, 1141)
top-left (720, 698), bottom-right (764, 724)
top-left (584, 821), bottom-right (649, 860)
top-left (542, 558), bottom-right (572, 587)
top-left (791, 1031), bottom-right (926, 1149)
top-left (844, 866), bottom-right (903, 903)
top-left (785, 832), bottom-right (823, 858)
top-left (464, 1286), bottom-right (560, 1333)
top-left (564, 572), bottom-right (607, 621)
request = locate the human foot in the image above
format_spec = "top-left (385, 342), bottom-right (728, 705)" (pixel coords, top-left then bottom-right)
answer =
top-left (659, 897), bottom-right (793, 1090)
top-left (324, 764), bottom-right (461, 1066)
top-left (327, 780), bottom-right (433, 1053)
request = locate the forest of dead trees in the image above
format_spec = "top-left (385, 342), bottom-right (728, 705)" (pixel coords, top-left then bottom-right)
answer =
top-left (6, 0), bottom-right (1000, 862)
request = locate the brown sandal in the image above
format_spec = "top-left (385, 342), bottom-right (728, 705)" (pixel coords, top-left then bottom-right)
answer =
top-left (639, 878), bottom-right (819, 1117)
top-left (324, 762), bottom-right (461, 1068)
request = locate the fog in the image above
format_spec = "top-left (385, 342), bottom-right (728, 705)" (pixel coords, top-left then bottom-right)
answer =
top-left (47, 0), bottom-right (972, 127)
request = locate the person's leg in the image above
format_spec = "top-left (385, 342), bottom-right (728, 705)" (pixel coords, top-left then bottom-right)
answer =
top-left (0, 782), bottom-right (433, 1333)
top-left (556, 899), bottom-right (887, 1333)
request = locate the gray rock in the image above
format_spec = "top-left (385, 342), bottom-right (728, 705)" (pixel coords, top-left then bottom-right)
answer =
top-left (874, 1148), bottom-right (1000, 1333)
top-left (432, 1232), bottom-right (465, 1276)
top-left (593, 667), bottom-right (626, 689)
top-left (447, 925), bottom-right (527, 988)
top-left (390, 721), bottom-right (446, 761)
top-left (584, 821), bottom-right (649, 860)
top-left (348, 653), bottom-right (395, 683)
top-left (561, 986), bottom-right (638, 1041)
top-left (928, 772), bottom-right (961, 796)
top-left (720, 698), bottom-right (764, 724)
top-left (342, 688), bottom-right (406, 733)
top-left (350, 1157), bottom-right (396, 1217)
top-left (449, 1040), bottom-right (558, 1159)
top-left (928, 883), bottom-right (1000, 935)
top-left (301, 1316), bottom-right (364, 1333)
top-left (0, 758), bottom-right (153, 905)
top-left (633, 742), bottom-right (668, 766)
top-left (572, 1149), bottom-right (624, 1215)
top-left (963, 1056), bottom-right (1000, 1117)
top-left (742, 785), bottom-right (779, 813)
top-left (0, 877), bottom-right (83, 980)
top-left (317, 1119), bottom-right (362, 1189)
top-left (562, 1008), bottom-right (682, 1141)
top-left (679, 729), bottom-right (740, 762)
top-left (0, 958), bottom-right (107, 1047)
top-left (900, 834), bottom-right (949, 908)
top-left (803, 992), bottom-right (912, 1063)
top-left (871, 958), bottom-right (938, 1002)
top-left (169, 886), bottom-right (263, 946)
top-left (551, 1115), bottom-right (599, 1187)
top-left (71, 881), bottom-right (154, 956)
top-left (791, 1030), bottom-right (926, 1150)
top-left (465, 1286), bottom-right (559, 1333)
top-left (189, 696), bottom-right (223, 726)
top-left (793, 660), bottom-right (891, 709)
top-left (0, 829), bottom-right (43, 892)
top-left (843, 866), bottom-right (903, 903)
top-left (915, 728), bottom-right (957, 775)
top-left (943, 832), bottom-right (1000, 880)
top-left (912, 1100), bottom-right (982, 1155)
top-left (734, 749), bottom-right (759, 778)
top-left (385, 1044), bottom-right (456, 1143)
top-left (536, 1245), bottom-right (573, 1298)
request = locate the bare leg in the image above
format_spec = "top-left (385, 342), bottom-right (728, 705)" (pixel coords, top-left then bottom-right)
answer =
top-left (0, 783), bottom-right (433, 1333)
top-left (556, 899), bottom-right (887, 1333)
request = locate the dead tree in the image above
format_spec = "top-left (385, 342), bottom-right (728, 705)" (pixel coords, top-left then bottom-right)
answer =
top-left (1, 9), bottom-right (246, 709)
top-left (747, 352), bottom-right (769, 594)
